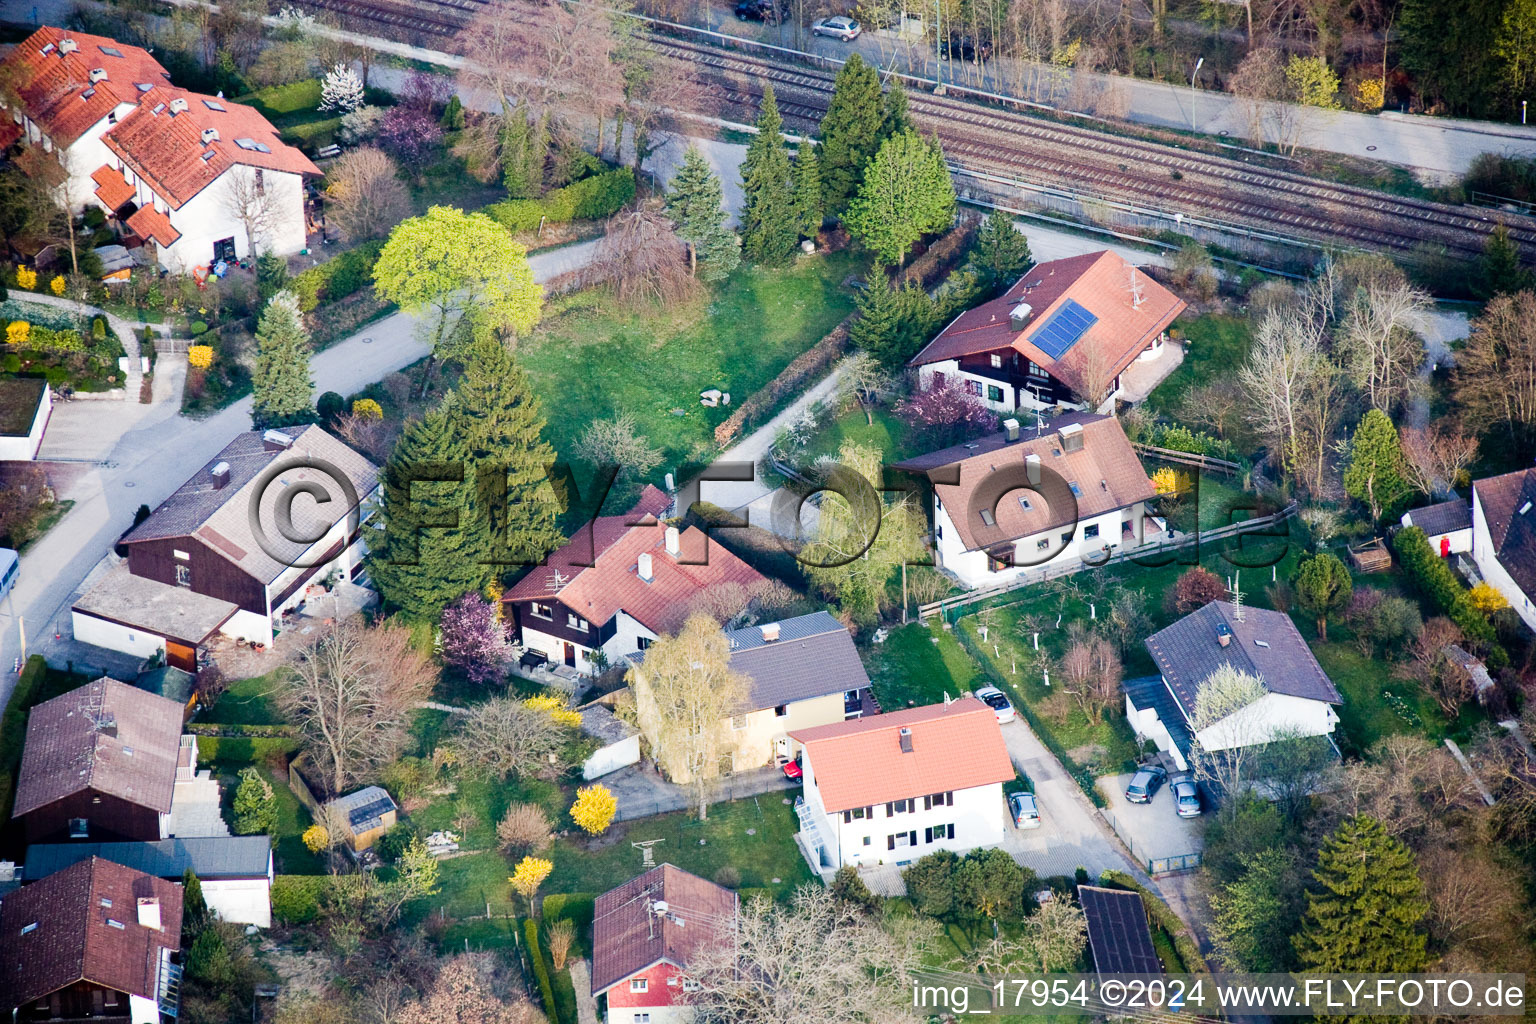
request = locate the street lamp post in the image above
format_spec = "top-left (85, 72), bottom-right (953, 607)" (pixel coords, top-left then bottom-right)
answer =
top-left (1524, 100), bottom-right (1529, 126)
top-left (1190, 56), bottom-right (1204, 133)
top-left (934, 0), bottom-right (943, 90)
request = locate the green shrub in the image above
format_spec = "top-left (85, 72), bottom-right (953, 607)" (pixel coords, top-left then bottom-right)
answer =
top-left (91, 317), bottom-right (106, 341)
top-left (281, 116), bottom-right (345, 148)
top-left (0, 655), bottom-right (48, 820)
top-left (187, 722), bottom-right (297, 738)
top-left (525, 919), bottom-right (559, 1020)
top-left (83, 206), bottom-right (107, 230)
top-left (288, 240), bottom-right (386, 312)
top-left (481, 168), bottom-right (635, 237)
top-left (194, 735), bottom-right (300, 762)
top-left (1392, 527), bottom-right (1498, 646)
top-left (190, 321), bottom-right (209, 336)
top-left (271, 875), bottom-right (329, 924)
top-left (540, 893), bottom-right (595, 937)
top-left (1099, 870), bottom-right (1208, 973)
top-left (482, 199), bottom-right (547, 234)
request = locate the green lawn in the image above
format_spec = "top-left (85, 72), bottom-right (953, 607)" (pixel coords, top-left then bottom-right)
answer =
top-left (520, 251), bottom-right (862, 474)
top-left (864, 620), bottom-right (988, 711)
top-left (209, 760), bottom-right (321, 874)
top-left (1144, 313), bottom-right (1253, 414)
top-left (784, 406), bottom-right (916, 470)
top-left (201, 673), bottom-right (286, 726)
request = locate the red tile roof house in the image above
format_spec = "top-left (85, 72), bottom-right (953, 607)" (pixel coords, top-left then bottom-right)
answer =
top-left (11, 678), bottom-right (227, 845)
top-left (71, 425), bottom-right (378, 669)
top-left (891, 413), bottom-right (1160, 589)
top-left (1129, 601), bottom-right (1343, 773)
top-left (591, 864), bottom-right (737, 1024)
top-left (0, 856), bottom-right (184, 1024)
top-left (0, 26), bottom-right (319, 274)
top-left (1471, 468), bottom-right (1536, 632)
top-left (788, 697), bottom-right (1015, 874)
top-left (908, 250), bottom-right (1186, 415)
top-left (503, 486), bottom-right (765, 675)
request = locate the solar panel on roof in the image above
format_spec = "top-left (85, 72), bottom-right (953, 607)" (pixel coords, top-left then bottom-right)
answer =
top-left (1030, 299), bottom-right (1099, 360)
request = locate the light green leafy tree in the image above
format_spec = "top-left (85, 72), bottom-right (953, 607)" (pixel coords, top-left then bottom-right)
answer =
top-left (1291, 552), bottom-right (1353, 641)
top-left (1210, 847), bottom-right (1305, 971)
top-left (844, 131), bottom-right (956, 267)
top-left (250, 289), bottom-right (313, 429)
top-left (1285, 55), bottom-right (1342, 109)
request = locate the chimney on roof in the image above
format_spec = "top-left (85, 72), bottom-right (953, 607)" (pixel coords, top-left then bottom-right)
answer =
top-left (88, 67), bottom-right (107, 84)
top-left (1025, 453), bottom-right (1041, 485)
top-left (760, 622), bottom-right (780, 642)
top-left (98, 714), bottom-right (117, 738)
top-left (1216, 622), bottom-right (1232, 648)
top-left (200, 127), bottom-right (219, 145)
top-left (262, 429), bottom-right (293, 451)
top-left (168, 97), bottom-right (189, 114)
top-left (665, 526), bottom-right (680, 557)
top-left (136, 898), bottom-right (162, 931)
top-left (1057, 423), bottom-right (1085, 453)
top-left (898, 727), bottom-right (913, 754)
top-left (58, 38), bottom-right (78, 55)
top-left (1003, 418), bottom-right (1020, 442)
top-left (210, 461), bottom-right (230, 489)
top-left (637, 552), bottom-right (653, 582)
top-left (1009, 302), bottom-right (1033, 331)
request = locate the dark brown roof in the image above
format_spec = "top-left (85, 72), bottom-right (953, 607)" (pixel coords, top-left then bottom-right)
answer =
top-left (1143, 601), bottom-right (1341, 719)
top-left (1078, 885), bottom-right (1161, 975)
top-left (590, 864), bottom-right (737, 995)
top-left (1474, 468), bottom-right (1536, 597)
top-left (1403, 497), bottom-right (1472, 538)
top-left (0, 857), bottom-right (182, 1009)
top-left (0, 378), bottom-right (47, 437)
top-left (891, 413), bottom-right (1154, 554)
top-left (910, 251), bottom-right (1185, 395)
top-left (12, 679), bottom-right (184, 819)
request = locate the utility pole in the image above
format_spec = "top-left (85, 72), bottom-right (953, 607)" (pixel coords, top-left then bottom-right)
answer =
top-left (1189, 57), bottom-right (1204, 133)
top-left (934, 0), bottom-right (943, 91)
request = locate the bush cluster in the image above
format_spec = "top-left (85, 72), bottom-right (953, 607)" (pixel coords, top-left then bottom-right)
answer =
top-left (290, 240), bottom-right (386, 312)
top-left (187, 722), bottom-right (298, 738)
top-left (192, 735), bottom-right (301, 762)
top-left (270, 875), bottom-right (331, 924)
top-left (3, 322), bottom-right (87, 353)
top-left (1140, 422), bottom-right (1240, 463)
top-left (525, 919), bottom-right (559, 1017)
top-left (482, 168), bottom-right (636, 234)
top-left (1392, 527), bottom-right (1498, 648)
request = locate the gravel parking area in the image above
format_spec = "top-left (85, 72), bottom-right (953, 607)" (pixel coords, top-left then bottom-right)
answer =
top-left (1100, 772), bottom-right (1204, 873)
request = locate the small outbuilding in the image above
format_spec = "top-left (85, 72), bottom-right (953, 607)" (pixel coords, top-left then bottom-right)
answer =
top-left (0, 378), bottom-right (51, 460)
top-left (323, 786), bottom-right (398, 852)
top-left (1402, 499), bottom-right (1473, 557)
top-left (579, 704), bottom-right (641, 780)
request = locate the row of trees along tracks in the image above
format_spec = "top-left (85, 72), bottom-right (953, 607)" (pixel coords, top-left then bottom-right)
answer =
top-left (304, 0), bottom-right (1536, 261)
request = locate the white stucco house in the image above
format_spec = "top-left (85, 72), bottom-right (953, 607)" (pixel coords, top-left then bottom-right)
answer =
top-left (1471, 468), bottom-right (1536, 631)
top-left (0, 378), bottom-right (52, 460)
top-left (789, 697), bottom-right (1015, 873)
top-left (0, 26), bottom-right (318, 275)
top-left (892, 413), bottom-right (1162, 589)
top-left (1401, 498), bottom-right (1473, 557)
top-left (1128, 601), bottom-right (1343, 772)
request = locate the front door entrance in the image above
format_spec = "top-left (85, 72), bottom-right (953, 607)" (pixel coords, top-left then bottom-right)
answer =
top-left (563, 642), bottom-right (577, 667)
top-left (166, 640), bottom-right (196, 672)
top-left (213, 236), bottom-right (236, 263)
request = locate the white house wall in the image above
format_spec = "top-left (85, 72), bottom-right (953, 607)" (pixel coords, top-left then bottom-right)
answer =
top-left (0, 385), bottom-right (48, 460)
top-left (203, 877), bottom-right (272, 928)
top-left (1471, 493), bottom-right (1536, 631)
top-left (1194, 691), bottom-right (1337, 752)
top-left (935, 496), bottom-right (1147, 589)
top-left (583, 734), bottom-right (642, 780)
top-left (71, 610), bottom-right (166, 659)
top-left (1124, 693), bottom-right (1185, 771)
top-left (159, 166), bottom-right (307, 273)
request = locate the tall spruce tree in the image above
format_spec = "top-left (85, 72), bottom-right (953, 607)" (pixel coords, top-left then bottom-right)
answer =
top-left (849, 271), bottom-right (905, 367)
top-left (664, 146), bottom-right (741, 282)
top-left (845, 130), bottom-right (956, 267)
top-left (449, 337), bottom-right (565, 569)
top-left (879, 79), bottom-right (916, 142)
top-left (817, 54), bottom-right (884, 217)
top-left (791, 144), bottom-right (823, 241)
top-left (250, 290), bottom-right (314, 429)
top-left (1343, 408), bottom-right (1414, 521)
top-left (500, 110), bottom-right (535, 198)
top-left (739, 84), bottom-right (798, 266)
top-left (1295, 816), bottom-right (1428, 978)
top-left (1473, 223), bottom-right (1535, 299)
top-left (970, 208), bottom-right (1033, 297)
top-left (365, 406), bottom-right (487, 620)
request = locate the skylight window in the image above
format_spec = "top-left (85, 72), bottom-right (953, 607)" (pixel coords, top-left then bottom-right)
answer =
top-left (203, 98), bottom-right (226, 111)
top-left (81, 88), bottom-right (95, 99)
top-left (152, 102), bottom-right (166, 114)
top-left (136, 82), bottom-right (152, 92)
top-left (201, 150), bottom-right (215, 162)
top-left (233, 137), bottom-right (271, 153)
top-left (1018, 496), bottom-right (1033, 511)
top-left (1068, 481), bottom-right (1082, 497)
top-left (979, 509), bottom-right (995, 526)
top-left (106, 919), bottom-right (125, 930)
top-left (99, 45), bottom-right (124, 57)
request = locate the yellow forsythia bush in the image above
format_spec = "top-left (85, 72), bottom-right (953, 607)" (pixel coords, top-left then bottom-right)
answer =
top-left (49, 275), bottom-right (65, 296)
top-left (351, 397), bottom-right (383, 419)
top-left (6, 321), bottom-right (30, 346)
top-left (570, 784), bottom-right (617, 836)
top-left (15, 266), bottom-right (36, 290)
top-left (524, 694), bottom-right (582, 728)
top-left (1468, 582), bottom-right (1509, 614)
top-left (1151, 466), bottom-right (1183, 494)
top-left (509, 856), bottom-right (553, 900)
top-left (301, 824), bottom-right (329, 853)
top-left (187, 344), bottom-right (214, 369)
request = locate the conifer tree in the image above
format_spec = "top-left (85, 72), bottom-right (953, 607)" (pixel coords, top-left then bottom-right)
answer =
top-left (231, 767), bottom-right (277, 835)
top-left (1295, 815), bottom-right (1428, 977)
top-left (449, 337), bottom-right (564, 570)
top-left (791, 144), bottom-right (823, 240)
top-left (250, 290), bottom-right (314, 429)
top-left (181, 869), bottom-right (209, 936)
top-left (970, 208), bottom-right (1033, 297)
top-left (817, 55), bottom-right (884, 217)
top-left (664, 146), bottom-right (740, 282)
top-left (1473, 223), bottom-right (1535, 299)
top-left (849, 271), bottom-right (905, 366)
top-left (366, 406), bottom-right (488, 620)
top-left (845, 130), bottom-right (956, 267)
top-left (879, 79), bottom-right (915, 142)
top-left (739, 84), bottom-right (797, 266)
top-left (500, 109), bottom-right (545, 199)
top-left (1343, 408), bottom-right (1414, 520)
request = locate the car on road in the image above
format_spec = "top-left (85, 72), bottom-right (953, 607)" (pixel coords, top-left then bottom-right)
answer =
top-left (974, 685), bottom-right (1016, 724)
top-left (1172, 778), bottom-right (1201, 818)
top-left (1124, 765), bottom-right (1167, 804)
top-left (0, 548), bottom-right (17, 603)
top-left (939, 34), bottom-right (992, 62)
top-left (811, 15), bottom-right (861, 39)
top-left (1008, 791), bottom-right (1041, 829)
top-left (734, 0), bottom-right (782, 23)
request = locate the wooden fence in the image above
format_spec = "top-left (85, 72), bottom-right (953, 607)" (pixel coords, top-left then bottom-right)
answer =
top-left (917, 502), bottom-right (1298, 620)
top-left (1130, 442), bottom-right (1242, 475)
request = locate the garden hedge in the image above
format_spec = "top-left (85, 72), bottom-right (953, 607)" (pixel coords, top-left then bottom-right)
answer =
top-left (482, 168), bottom-right (636, 235)
top-left (194, 735), bottom-right (301, 762)
top-left (1392, 527), bottom-right (1498, 646)
top-left (281, 116), bottom-right (345, 148)
top-left (540, 893), bottom-right (595, 932)
top-left (290, 240), bottom-right (386, 312)
top-left (0, 655), bottom-right (48, 820)
top-left (525, 919), bottom-right (560, 1021)
top-left (187, 722), bottom-right (297, 738)
top-left (1098, 870), bottom-right (1208, 973)
top-left (271, 874), bottom-right (331, 924)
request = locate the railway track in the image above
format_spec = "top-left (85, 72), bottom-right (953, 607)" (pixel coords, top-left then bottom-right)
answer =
top-left (302, 0), bottom-right (1536, 261)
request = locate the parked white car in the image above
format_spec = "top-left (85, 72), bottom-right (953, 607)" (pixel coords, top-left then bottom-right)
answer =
top-left (812, 15), bottom-right (861, 39)
top-left (975, 685), bottom-right (1016, 724)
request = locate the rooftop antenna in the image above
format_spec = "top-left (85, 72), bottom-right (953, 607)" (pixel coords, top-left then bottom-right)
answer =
top-left (1128, 266), bottom-right (1145, 310)
top-left (546, 570), bottom-right (571, 590)
top-left (1025, 383), bottom-right (1048, 433)
top-left (1228, 570), bottom-right (1245, 622)
top-left (632, 838), bottom-right (665, 869)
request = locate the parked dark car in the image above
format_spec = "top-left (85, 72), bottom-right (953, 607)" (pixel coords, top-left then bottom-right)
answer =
top-left (735, 0), bottom-right (782, 23)
top-left (939, 34), bottom-right (992, 61)
top-left (1124, 765), bottom-right (1167, 804)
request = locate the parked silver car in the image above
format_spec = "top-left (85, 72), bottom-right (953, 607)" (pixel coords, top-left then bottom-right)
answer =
top-left (1172, 778), bottom-right (1201, 818)
top-left (1008, 791), bottom-right (1041, 829)
top-left (812, 15), bottom-right (862, 39)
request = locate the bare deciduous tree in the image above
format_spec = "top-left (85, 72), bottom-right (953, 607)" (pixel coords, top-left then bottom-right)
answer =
top-left (1239, 307), bottom-right (1338, 492)
top-left (1066, 339), bottom-right (1117, 412)
top-left (574, 413), bottom-right (664, 475)
top-left (1453, 290), bottom-right (1536, 437)
top-left (496, 802), bottom-right (553, 853)
top-left (450, 696), bottom-right (573, 781)
top-left (1057, 636), bottom-right (1121, 725)
top-left (397, 954), bottom-right (541, 1024)
top-left (1338, 278), bottom-right (1430, 413)
top-left (583, 204), bottom-right (698, 304)
top-left (325, 148), bottom-right (413, 242)
top-left (223, 165), bottom-right (277, 257)
top-left (278, 620), bottom-right (436, 795)
top-left (628, 613), bottom-right (751, 820)
top-left (839, 352), bottom-right (894, 426)
top-left (1399, 422), bottom-right (1479, 498)
top-left (1188, 665), bottom-right (1268, 803)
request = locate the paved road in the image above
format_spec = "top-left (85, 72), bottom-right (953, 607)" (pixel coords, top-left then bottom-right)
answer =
top-left (0, 243), bottom-right (596, 708)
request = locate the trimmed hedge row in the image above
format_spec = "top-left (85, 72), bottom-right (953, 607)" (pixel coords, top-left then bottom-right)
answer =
top-left (281, 116), bottom-right (344, 147)
top-left (1393, 526), bottom-right (1498, 647)
top-left (525, 919), bottom-right (560, 1022)
top-left (290, 240), bottom-right (386, 313)
top-left (0, 655), bottom-right (48, 821)
top-left (271, 874), bottom-right (331, 924)
top-left (188, 722), bottom-right (297, 738)
top-left (1099, 870), bottom-right (1208, 973)
top-left (195, 735), bottom-right (301, 762)
top-left (540, 892), bottom-right (594, 931)
top-left (482, 168), bottom-right (636, 234)
top-left (1141, 422), bottom-right (1240, 464)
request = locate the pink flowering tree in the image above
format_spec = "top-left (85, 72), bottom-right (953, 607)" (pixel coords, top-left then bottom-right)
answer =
top-left (378, 107), bottom-right (444, 179)
top-left (895, 375), bottom-right (998, 449)
top-left (439, 593), bottom-right (514, 685)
